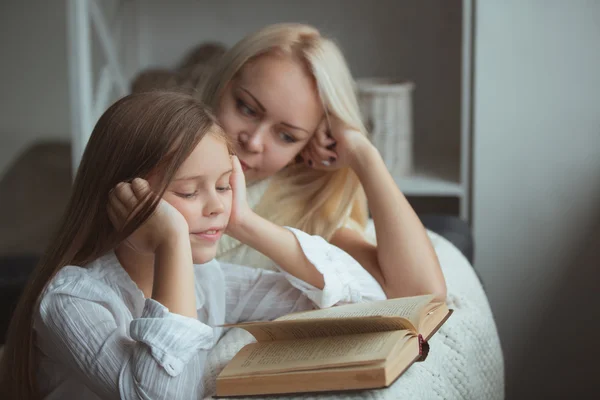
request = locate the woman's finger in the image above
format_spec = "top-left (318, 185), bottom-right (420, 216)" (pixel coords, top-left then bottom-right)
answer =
top-left (306, 146), bottom-right (335, 170)
top-left (314, 122), bottom-right (336, 147)
top-left (300, 148), bottom-right (314, 168)
top-left (312, 144), bottom-right (338, 166)
top-left (307, 144), bottom-right (327, 168)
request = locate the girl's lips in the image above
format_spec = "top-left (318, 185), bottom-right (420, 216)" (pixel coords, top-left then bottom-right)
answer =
top-left (191, 230), bottom-right (223, 243)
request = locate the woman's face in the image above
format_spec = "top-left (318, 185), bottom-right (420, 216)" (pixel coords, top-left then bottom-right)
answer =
top-left (217, 54), bottom-right (324, 183)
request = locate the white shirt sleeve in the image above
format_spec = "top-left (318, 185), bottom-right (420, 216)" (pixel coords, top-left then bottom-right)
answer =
top-left (35, 227), bottom-right (385, 399)
top-left (36, 274), bottom-right (213, 399)
top-left (221, 227), bottom-right (387, 324)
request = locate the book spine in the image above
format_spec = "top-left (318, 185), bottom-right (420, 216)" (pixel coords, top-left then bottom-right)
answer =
top-left (417, 334), bottom-right (430, 362)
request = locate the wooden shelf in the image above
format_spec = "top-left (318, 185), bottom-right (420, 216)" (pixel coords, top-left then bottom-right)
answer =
top-left (396, 173), bottom-right (464, 197)
top-left (65, 0), bottom-right (473, 220)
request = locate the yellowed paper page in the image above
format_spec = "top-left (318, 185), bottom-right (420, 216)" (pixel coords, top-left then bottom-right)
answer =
top-left (220, 331), bottom-right (410, 376)
top-left (278, 295), bottom-right (434, 325)
top-left (237, 316), bottom-right (414, 342)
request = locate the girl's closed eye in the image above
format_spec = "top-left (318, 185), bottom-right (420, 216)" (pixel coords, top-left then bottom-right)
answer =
top-left (177, 191), bottom-right (198, 199)
top-left (216, 184), bottom-right (232, 192)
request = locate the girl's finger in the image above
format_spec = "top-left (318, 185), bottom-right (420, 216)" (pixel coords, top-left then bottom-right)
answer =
top-left (106, 203), bottom-right (122, 231)
top-left (109, 192), bottom-right (129, 221)
top-left (230, 155), bottom-right (247, 196)
top-left (114, 182), bottom-right (138, 210)
top-left (131, 178), bottom-right (152, 203)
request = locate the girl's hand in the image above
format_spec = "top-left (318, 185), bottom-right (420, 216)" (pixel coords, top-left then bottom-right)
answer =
top-left (107, 178), bottom-right (189, 254)
top-left (300, 114), bottom-right (373, 171)
top-left (225, 156), bottom-right (255, 240)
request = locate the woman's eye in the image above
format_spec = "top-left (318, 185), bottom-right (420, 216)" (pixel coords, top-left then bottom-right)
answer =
top-left (278, 131), bottom-right (297, 144)
top-left (236, 99), bottom-right (257, 117)
top-left (217, 185), bottom-right (232, 192)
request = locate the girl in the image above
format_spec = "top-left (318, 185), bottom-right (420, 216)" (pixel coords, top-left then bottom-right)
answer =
top-left (201, 23), bottom-right (447, 300)
top-left (0, 92), bottom-right (385, 399)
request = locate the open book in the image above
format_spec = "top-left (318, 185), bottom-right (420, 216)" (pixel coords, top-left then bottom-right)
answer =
top-left (216, 294), bottom-right (452, 397)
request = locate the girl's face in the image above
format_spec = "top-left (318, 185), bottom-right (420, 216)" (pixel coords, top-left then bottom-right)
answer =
top-left (217, 54), bottom-right (324, 183)
top-left (159, 133), bottom-right (233, 264)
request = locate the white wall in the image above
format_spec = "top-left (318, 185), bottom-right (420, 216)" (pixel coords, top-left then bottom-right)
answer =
top-left (473, 0), bottom-right (600, 397)
top-left (0, 0), bottom-right (463, 182)
top-left (0, 1), bottom-right (71, 176)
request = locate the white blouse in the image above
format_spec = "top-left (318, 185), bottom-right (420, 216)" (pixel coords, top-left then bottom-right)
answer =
top-left (34, 227), bottom-right (386, 400)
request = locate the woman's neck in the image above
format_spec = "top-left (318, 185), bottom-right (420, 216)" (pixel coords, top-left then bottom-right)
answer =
top-left (114, 245), bottom-right (155, 298)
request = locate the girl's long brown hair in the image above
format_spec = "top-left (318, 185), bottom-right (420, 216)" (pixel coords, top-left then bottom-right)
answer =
top-left (0, 91), bottom-right (219, 399)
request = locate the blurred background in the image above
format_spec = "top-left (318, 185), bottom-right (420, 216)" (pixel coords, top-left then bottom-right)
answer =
top-left (1, 1), bottom-right (599, 398)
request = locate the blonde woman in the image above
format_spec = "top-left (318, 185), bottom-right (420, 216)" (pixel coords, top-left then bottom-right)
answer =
top-left (202, 23), bottom-right (446, 300)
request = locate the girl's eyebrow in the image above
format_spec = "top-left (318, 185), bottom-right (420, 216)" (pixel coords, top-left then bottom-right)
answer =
top-left (173, 169), bottom-right (233, 182)
top-left (239, 87), bottom-right (311, 135)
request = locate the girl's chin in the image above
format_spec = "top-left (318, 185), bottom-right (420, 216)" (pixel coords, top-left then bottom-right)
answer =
top-left (191, 248), bottom-right (218, 265)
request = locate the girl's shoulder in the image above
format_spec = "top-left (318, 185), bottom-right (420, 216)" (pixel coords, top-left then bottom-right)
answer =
top-left (39, 252), bottom-right (143, 315)
top-left (45, 252), bottom-right (123, 289)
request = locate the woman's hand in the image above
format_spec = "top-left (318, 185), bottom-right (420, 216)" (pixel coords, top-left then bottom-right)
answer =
top-left (107, 178), bottom-right (189, 254)
top-left (225, 156), bottom-right (255, 240)
top-left (301, 114), bottom-right (373, 171)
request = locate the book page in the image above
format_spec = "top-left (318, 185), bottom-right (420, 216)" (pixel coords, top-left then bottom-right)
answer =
top-left (277, 295), bottom-right (434, 325)
top-left (220, 330), bottom-right (410, 377)
top-left (419, 303), bottom-right (452, 340)
top-left (237, 316), bottom-right (414, 342)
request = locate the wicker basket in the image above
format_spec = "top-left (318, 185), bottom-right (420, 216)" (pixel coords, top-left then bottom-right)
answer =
top-left (356, 78), bottom-right (415, 177)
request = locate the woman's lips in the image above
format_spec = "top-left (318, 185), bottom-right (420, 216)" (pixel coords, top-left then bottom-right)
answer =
top-left (239, 159), bottom-right (251, 172)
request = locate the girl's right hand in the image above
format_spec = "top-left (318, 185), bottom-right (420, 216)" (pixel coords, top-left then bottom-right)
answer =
top-left (225, 156), bottom-right (255, 241)
top-left (107, 178), bottom-right (189, 254)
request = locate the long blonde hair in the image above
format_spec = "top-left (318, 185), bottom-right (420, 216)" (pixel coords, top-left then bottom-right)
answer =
top-left (202, 23), bottom-right (368, 240)
top-left (0, 92), bottom-right (222, 399)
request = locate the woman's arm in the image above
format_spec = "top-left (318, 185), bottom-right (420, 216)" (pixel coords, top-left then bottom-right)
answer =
top-left (332, 139), bottom-right (447, 301)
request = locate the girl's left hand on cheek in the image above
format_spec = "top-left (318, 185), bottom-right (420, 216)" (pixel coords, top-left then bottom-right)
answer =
top-left (301, 115), bottom-right (370, 171)
top-left (226, 155), bottom-right (253, 238)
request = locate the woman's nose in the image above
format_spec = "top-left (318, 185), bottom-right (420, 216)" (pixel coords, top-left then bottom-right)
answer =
top-left (239, 127), bottom-right (265, 153)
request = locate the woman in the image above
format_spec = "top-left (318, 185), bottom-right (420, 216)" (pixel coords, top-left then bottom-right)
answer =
top-left (202, 23), bottom-right (446, 300)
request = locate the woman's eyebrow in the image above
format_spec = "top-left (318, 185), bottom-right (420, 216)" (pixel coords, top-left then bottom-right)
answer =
top-left (239, 87), bottom-right (311, 134)
top-left (240, 87), bottom-right (266, 112)
top-left (280, 122), bottom-right (311, 135)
